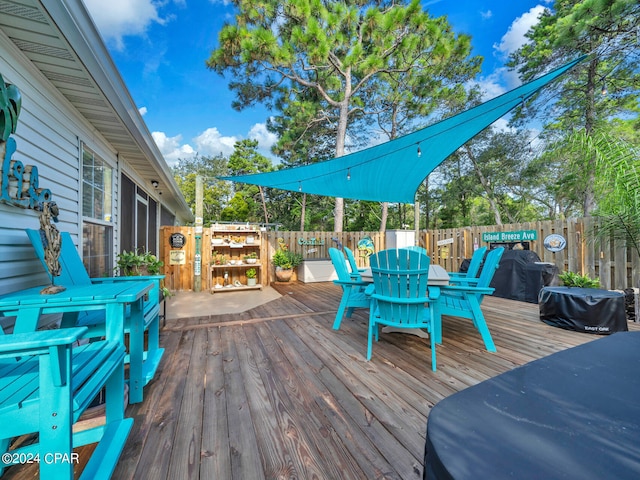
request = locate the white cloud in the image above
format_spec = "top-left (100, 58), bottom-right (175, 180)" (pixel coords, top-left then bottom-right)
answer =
top-left (473, 66), bottom-right (524, 100)
top-left (475, 70), bottom-right (507, 100)
top-left (83, 0), bottom-right (167, 50)
top-left (493, 5), bottom-right (546, 58)
top-left (139, 106), bottom-right (148, 116)
top-left (193, 127), bottom-right (239, 157)
top-left (480, 10), bottom-right (493, 20)
top-left (152, 131), bottom-right (195, 166)
top-left (248, 123), bottom-right (278, 151)
top-left (491, 118), bottom-right (516, 133)
top-left (152, 123), bottom-right (279, 166)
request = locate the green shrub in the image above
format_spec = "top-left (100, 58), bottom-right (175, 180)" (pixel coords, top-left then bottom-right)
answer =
top-left (272, 248), bottom-right (303, 269)
top-left (559, 271), bottom-right (601, 288)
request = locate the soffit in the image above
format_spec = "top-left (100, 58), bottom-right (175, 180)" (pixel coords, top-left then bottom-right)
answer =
top-left (0, 0), bottom-right (193, 220)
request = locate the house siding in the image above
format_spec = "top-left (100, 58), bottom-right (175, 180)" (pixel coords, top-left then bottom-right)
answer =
top-left (0, 33), bottom-right (166, 295)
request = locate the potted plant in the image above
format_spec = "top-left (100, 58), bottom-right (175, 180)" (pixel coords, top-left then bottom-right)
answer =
top-left (244, 252), bottom-right (258, 264)
top-left (115, 249), bottom-right (171, 298)
top-left (246, 268), bottom-right (257, 286)
top-left (559, 271), bottom-right (601, 288)
top-left (115, 249), bottom-right (163, 276)
top-left (272, 247), bottom-right (303, 282)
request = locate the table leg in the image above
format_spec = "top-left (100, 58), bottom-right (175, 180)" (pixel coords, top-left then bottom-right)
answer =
top-left (14, 307), bottom-right (44, 333)
top-left (127, 298), bottom-right (144, 404)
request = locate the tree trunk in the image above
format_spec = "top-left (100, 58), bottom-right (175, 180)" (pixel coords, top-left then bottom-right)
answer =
top-left (380, 202), bottom-right (388, 232)
top-left (259, 186), bottom-right (269, 225)
top-left (582, 56), bottom-right (598, 217)
top-left (465, 146), bottom-right (503, 225)
top-left (414, 200), bottom-right (420, 241)
top-left (300, 193), bottom-right (306, 231)
top-left (333, 99), bottom-right (350, 232)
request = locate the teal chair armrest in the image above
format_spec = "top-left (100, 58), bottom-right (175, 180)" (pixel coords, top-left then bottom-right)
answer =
top-left (428, 286), bottom-right (441, 300)
top-left (370, 293), bottom-right (435, 305)
top-left (449, 277), bottom-right (481, 286)
top-left (333, 279), bottom-right (370, 287)
top-left (91, 275), bottom-right (165, 283)
top-left (441, 285), bottom-right (495, 295)
top-left (0, 327), bottom-right (88, 357)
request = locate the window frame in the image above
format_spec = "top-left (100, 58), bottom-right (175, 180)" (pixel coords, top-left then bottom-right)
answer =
top-left (80, 143), bottom-right (114, 277)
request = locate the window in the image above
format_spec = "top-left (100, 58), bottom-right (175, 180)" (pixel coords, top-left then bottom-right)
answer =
top-left (82, 146), bottom-right (113, 221)
top-left (83, 223), bottom-right (113, 277)
top-left (120, 173), bottom-right (159, 255)
top-left (82, 144), bottom-right (113, 277)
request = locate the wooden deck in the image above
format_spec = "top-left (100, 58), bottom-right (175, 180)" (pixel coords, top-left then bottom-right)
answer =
top-left (5, 281), bottom-right (639, 479)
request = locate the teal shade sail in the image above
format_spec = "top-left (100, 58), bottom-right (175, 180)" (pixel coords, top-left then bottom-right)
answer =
top-left (221, 56), bottom-right (585, 204)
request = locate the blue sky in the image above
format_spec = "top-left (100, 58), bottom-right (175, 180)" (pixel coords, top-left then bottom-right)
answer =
top-left (83, 0), bottom-right (553, 166)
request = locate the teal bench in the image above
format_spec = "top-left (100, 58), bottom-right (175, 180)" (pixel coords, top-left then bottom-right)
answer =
top-left (25, 229), bottom-right (164, 403)
top-left (0, 327), bottom-right (132, 479)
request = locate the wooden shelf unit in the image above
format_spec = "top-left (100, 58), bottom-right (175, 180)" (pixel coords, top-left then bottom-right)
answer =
top-left (210, 226), bottom-right (263, 293)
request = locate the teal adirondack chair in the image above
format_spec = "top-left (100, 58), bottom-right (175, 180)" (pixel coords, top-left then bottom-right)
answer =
top-left (448, 246), bottom-right (487, 285)
top-left (25, 229), bottom-right (164, 401)
top-left (344, 246), bottom-right (367, 280)
top-left (402, 245), bottom-right (428, 255)
top-left (329, 247), bottom-right (371, 330)
top-left (438, 247), bottom-right (505, 352)
top-left (368, 248), bottom-right (441, 371)
top-left (0, 327), bottom-right (132, 479)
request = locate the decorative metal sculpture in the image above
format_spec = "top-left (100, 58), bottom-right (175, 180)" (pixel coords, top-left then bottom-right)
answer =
top-left (0, 73), bottom-right (59, 292)
top-left (0, 73), bottom-right (52, 210)
top-left (357, 236), bottom-right (375, 258)
top-left (0, 72), bottom-right (20, 142)
top-left (38, 201), bottom-right (65, 294)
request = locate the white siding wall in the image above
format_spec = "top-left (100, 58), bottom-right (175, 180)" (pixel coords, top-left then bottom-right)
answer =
top-left (0, 34), bottom-right (119, 295)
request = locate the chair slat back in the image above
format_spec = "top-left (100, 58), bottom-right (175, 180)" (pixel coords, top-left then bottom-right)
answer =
top-left (343, 247), bottom-right (361, 275)
top-left (401, 245), bottom-right (428, 255)
top-left (329, 248), bottom-right (353, 284)
top-left (26, 229), bottom-right (92, 286)
top-left (472, 247), bottom-right (505, 302)
top-left (465, 246), bottom-right (488, 278)
top-left (370, 249), bottom-right (430, 326)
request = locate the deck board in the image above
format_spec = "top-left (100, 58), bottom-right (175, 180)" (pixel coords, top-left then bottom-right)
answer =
top-left (4, 281), bottom-right (639, 480)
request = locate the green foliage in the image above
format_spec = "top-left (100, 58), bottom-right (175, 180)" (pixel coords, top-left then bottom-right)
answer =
top-left (508, 0), bottom-right (640, 216)
top-left (591, 131), bottom-right (640, 257)
top-left (245, 268), bottom-right (257, 279)
top-left (223, 139), bottom-right (273, 223)
top-left (559, 271), bottom-right (600, 288)
top-left (272, 248), bottom-right (303, 269)
top-left (207, 0), bottom-right (483, 231)
top-left (168, 1), bottom-right (639, 232)
top-left (172, 153), bottom-right (231, 225)
top-left (115, 249), bottom-right (164, 276)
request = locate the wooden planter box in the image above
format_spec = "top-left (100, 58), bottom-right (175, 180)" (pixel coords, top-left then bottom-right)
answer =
top-left (298, 260), bottom-right (337, 283)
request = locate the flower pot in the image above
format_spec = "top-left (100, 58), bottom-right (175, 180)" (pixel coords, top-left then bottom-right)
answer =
top-left (247, 278), bottom-right (257, 286)
top-left (275, 266), bottom-right (293, 282)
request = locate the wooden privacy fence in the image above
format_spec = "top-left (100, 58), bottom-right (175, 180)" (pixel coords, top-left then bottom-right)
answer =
top-left (425, 218), bottom-right (640, 291)
top-left (159, 226), bottom-right (209, 292)
top-left (161, 218), bottom-right (640, 292)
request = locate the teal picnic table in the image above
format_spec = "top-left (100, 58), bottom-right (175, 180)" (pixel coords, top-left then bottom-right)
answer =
top-left (0, 280), bottom-right (154, 404)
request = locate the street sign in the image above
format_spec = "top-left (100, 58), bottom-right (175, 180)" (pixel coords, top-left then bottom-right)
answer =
top-left (437, 238), bottom-right (454, 246)
top-left (481, 230), bottom-right (537, 242)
